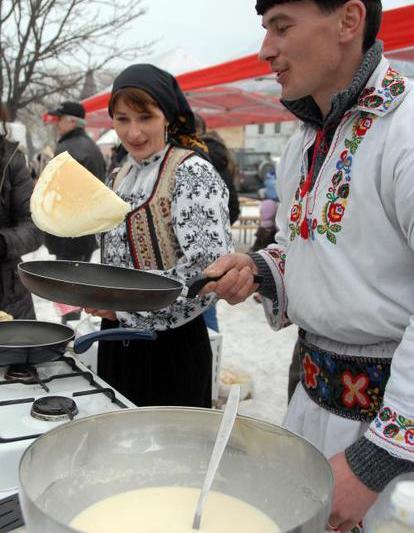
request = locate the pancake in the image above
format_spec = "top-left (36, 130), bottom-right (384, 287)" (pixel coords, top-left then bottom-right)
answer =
top-left (30, 151), bottom-right (130, 237)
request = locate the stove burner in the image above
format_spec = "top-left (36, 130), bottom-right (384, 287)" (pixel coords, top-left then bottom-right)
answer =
top-left (5, 364), bottom-right (38, 382)
top-left (31, 396), bottom-right (78, 422)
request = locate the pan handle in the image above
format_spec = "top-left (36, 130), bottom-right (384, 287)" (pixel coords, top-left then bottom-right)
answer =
top-left (73, 328), bottom-right (157, 354)
top-left (185, 273), bottom-right (263, 299)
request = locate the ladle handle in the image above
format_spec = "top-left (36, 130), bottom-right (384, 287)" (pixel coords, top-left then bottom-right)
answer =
top-left (185, 273), bottom-right (262, 299)
top-left (73, 328), bottom-right (157, 354)
top-left (192, 384), bottom-right (241, 530)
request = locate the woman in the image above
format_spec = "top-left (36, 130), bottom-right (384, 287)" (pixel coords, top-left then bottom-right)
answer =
top-left (86, 64), bottom-right (233, 408)
top-left (0, 103), bottom-right (43, 318)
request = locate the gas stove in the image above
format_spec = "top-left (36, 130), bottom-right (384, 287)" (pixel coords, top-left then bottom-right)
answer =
top-left (0, 353), bottom-right (135, 532)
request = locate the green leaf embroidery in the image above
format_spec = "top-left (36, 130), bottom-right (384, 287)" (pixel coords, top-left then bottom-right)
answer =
top-left (326, 231), bottom-right (337, 245)
top-left (384, 424), bottom-right (400, 438)
top-left (329, 224), bottom-right (342, 233)
top-left (317, 225), bottom-right (327, 234)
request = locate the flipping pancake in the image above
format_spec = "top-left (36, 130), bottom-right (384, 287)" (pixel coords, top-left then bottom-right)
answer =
top-left (31, 151), bottom-right (130, 237)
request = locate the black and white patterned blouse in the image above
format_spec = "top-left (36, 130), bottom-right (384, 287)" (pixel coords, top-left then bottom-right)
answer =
top-left (102, 145), bottom-right (234, 332)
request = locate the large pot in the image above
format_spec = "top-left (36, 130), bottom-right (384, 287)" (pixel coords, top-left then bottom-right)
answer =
top-left (19, 408), bottom-right (333, 532)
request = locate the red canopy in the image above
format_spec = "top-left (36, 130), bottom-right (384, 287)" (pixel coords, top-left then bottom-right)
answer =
top-left (81, 4), bottom-right (414, 129)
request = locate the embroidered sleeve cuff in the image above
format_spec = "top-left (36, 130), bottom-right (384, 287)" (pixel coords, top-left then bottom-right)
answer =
top-left (345, 436), bottom-right (414, 492)
top-left (249, 252), bottom-right (277, 299)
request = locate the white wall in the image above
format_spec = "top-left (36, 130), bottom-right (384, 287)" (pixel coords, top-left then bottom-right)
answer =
top-left (245, 121), bottom-right (297, 156)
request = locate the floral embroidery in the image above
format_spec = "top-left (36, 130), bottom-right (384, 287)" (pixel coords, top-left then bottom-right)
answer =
top-left (370, 406), bottom-right (414, 452)
top-left (289, 67), bottom-right (406, 245)
top-left (316, 113), bottom-right (375, 244)
top-left (303, 352), bottom-right (320, 389)
top-left (289, 112), bottom-right (375, 244)
top-left (341, 371), bottom-right (370, 409)
top-left (358, 67), bottom-right (406, 112)
top-left (299, 336), bottom-right (391, 422)
top-left (266, 247), bottom-right (286, 274)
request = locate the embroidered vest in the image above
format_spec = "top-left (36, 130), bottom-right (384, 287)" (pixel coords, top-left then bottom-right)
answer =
top-left (111, 146), bottom-right (194, 270)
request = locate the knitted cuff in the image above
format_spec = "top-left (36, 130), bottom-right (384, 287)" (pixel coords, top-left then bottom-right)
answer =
top-left (345, 436), bottom-right (414, 492)
top-left (249, 252), bottom-right (277, 300)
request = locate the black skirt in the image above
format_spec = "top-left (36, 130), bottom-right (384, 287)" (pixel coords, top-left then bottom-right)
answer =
top-left (97, 315), bottom-right (212, 408)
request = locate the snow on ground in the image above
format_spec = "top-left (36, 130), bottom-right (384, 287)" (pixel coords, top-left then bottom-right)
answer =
top-left (26, 244), bottom-right (297, 427)
top-left (217, 298), bottom-right (297, 424)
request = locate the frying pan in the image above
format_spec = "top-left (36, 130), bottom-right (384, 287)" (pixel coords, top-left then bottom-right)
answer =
top-left (0, 320), bottom-right (156, 365)
top-left (18, 260), bottom-right (262, 313)
top-left (0, 320), bottom-right (75, 365)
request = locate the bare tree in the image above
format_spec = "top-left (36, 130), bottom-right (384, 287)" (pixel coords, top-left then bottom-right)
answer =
top-left (0, 0), bottom-right (150, 120)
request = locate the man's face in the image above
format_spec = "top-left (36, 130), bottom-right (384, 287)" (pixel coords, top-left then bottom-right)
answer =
top-left (56, 115), bottom-right (77, 137)
top-left (259, 1), bottom-right (345, 102)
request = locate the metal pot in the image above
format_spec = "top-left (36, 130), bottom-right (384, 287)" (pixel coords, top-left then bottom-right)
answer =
top-left (19, 408), bottom-right (332, 532)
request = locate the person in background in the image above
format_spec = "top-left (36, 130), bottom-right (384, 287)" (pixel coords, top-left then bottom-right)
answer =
top-left (201, 1), bottom-right (414, 531)
top-left (29, 146), bottom-right (54, 182)
top-left (194, 113), bottom-right (240, 332)
top-left (251, 198), bottom-right (278, 304)
top-left (0, 103), bottom-right (43, 318)
top-left (45, 101), bottom-right (107, 323)
top-left (84, 64), bottom-right (233, 408)
top-left (250, 198), bottom-right (278, 253)
top-left (263, 163), bottom-right (278, 201)
top-left (194, 114), bottom-right (240, 225)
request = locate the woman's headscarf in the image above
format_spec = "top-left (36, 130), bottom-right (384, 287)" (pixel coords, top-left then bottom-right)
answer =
top-left (109, 64), bottom-right (209, 158)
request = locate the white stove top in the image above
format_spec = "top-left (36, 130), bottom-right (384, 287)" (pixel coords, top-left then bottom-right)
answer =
top-left (0, 354), bottom-right (135, 531)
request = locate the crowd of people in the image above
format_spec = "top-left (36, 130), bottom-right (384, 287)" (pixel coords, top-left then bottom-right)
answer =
top-left (1, 0), bottom-right (413, 531)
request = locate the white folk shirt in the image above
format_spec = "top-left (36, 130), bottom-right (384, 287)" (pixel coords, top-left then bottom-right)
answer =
top-left (259, 57), bottom-right (414, 463)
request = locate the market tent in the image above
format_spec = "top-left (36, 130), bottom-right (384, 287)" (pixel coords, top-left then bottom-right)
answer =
top-left (81, 4), bottom-right (414, 129)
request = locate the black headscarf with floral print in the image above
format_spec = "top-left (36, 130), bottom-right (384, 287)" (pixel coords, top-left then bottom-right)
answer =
top-left (109, 64), bottom-right (209, 158)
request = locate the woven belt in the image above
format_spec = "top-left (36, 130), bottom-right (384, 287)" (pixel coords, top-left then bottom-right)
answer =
top-left (299, 330), bottom-right (391, 422)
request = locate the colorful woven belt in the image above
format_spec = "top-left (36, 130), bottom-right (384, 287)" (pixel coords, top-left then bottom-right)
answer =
top-left (299, 330), bottom-right (391, 422)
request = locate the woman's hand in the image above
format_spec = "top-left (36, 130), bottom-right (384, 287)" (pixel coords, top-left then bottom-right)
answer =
top-left (199, 253), bottom-right (260, 305)
top-left (84, 307), bottom-right (117, 321)
top-left (327, 452), bottom-right (378, 532)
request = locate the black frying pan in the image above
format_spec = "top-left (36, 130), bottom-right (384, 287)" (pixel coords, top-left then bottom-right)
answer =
top-left (0, 320), bottom-right (156, 365)
top-left (0, 320), bottom-right (74, 365)
top-left (18, 260), bottom-right (262, 313)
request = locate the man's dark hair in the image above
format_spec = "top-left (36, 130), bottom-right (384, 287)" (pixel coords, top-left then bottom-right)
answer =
top-left (255, 0), bottom-right (382, 52)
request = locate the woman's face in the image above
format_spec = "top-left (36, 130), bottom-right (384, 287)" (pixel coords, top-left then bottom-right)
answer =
top-left (112, 98), bottom-right (167, 161)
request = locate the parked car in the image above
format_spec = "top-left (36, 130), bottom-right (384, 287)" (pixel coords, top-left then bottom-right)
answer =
top-left (232, 149), bottom-right (276, 195)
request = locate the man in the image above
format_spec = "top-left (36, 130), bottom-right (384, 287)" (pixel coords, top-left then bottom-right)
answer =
top-left (45, 101), bottom-right (106, 322)
top-left (201, 1), bottom-right (414, 531)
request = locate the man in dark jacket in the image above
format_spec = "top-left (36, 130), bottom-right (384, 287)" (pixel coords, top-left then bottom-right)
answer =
top-left (45, 101), bottom-right (106, 322)
top-left (0, 133), bottom-right (43, 318)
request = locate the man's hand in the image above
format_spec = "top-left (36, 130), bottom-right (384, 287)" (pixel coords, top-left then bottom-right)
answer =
top-left (328, 452), bottom-right (378, 532)
top-left (199, 253), bottom-right (260, 305)
top-left (84, 307), bottom-right (117, 321)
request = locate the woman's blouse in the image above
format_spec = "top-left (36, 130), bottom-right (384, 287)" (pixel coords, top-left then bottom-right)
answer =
top-left (102, 145), bottom-right (234, 332)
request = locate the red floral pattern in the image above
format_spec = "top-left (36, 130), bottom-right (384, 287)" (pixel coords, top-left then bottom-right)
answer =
top-left (328, 203), bottom-right (345, 223)
top-left (290, 204), bottom-right (301, 222)
top-left (303, 352), bottom-right (320, 389)
top-left (341, 371), bottom-right (370, 409)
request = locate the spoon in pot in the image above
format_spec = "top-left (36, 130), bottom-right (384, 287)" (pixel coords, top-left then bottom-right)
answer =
top-left (192, 384), bottom-right (241, 530)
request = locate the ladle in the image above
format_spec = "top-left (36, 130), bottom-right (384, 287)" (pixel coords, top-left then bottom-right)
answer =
top-left (192, 384), bottom-right (241, 530)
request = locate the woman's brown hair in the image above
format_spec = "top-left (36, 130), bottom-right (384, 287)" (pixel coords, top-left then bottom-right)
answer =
top-left (108, 87), bottom-right (161, 117)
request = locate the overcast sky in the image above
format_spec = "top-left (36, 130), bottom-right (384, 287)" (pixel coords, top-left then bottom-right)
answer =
top-left (129, 0), bottom-right (414, 66)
